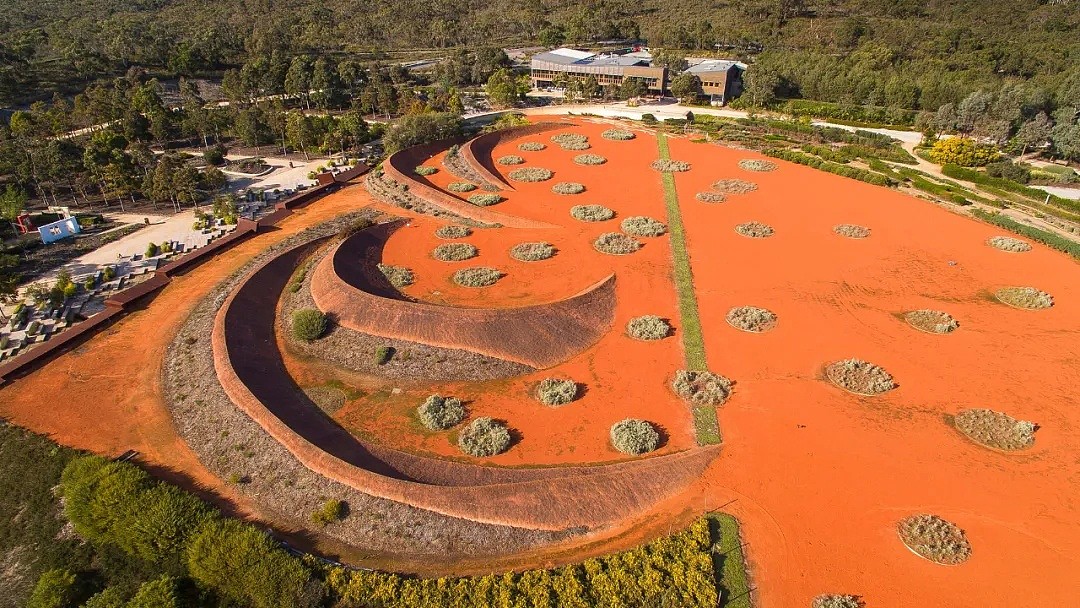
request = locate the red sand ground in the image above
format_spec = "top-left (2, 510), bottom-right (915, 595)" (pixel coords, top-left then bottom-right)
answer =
top-left (329, 121), bottom-right (699, 465)
top-left (3, 119), bottom-right (1079, 605)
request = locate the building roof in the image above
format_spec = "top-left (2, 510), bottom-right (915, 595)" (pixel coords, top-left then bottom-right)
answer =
top-left (533, 48), bottom-right (596, 65)
top-left (686, 59), bottom-right (741, 75)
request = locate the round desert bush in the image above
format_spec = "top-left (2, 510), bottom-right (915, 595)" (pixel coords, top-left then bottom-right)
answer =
top-left (417, 395), bottom-right (466, 431)
top-left (739, 159), bottom-right (777, 172)
top-left (651, 159), bottom-right (691, 172)
top-left (896, 514), bottom-right (971, 565)
top-left (602, 129), bottom-right (635, 141)
top-left (552, 182), bottom-right (585, 195)
top-left (508, 167), bottom-right (553, 182)
top-left (954, 408), bottom-right (1037, 451)
top-left (834, 224), bottom-right (871, 238)
top-left (570, 205), bottom-right (615, 222)
top-left (825, 359), bottom-right (896, 395)
top-left (696, 192), bottom-right (726, 203)
top-left (672, 370), bottom-right (733, 405)
top-left (291, 309), bottom-right (327, 342)
top-left (904, 309), bottom-right (958, 334)
top-left (518, 141), bottom-right (546, 151)
top-left (453, 266), bottom-right (502, 287)
top-left (812, 595), bottom-right (861, 608)
top-left (735, 221), bottom-right (774, 238)
top-left (447, 182), bottom-right (477, 193)
top-left (535, 378), bottom-right (578, 406)
top-left (726, 306), bottom-right (777, 332)
top-left (497, 155), bottom-right (525, 165)
top-left (987, 235), bottom-right (1032, 252)
top-left (468, 193), bottom-right (502, 206)
top-left (458, 417), bottom-right (512, 457)
top-left (510, 242), bottom-right (555, 261)
top-left (413, 166), bottom-right (437, 176)
top-left (610, 419), bottom-right (660, 455)
top-left (620, 216), bottom-right (667, 237)
top-left (594, 232), bottom-right (642, 255)
top-left (573, 154), bottom-right (607, 165)
top-left (435, 225), bottom-right (472, 239)
top-left (433, 243), bottom-right (478, 261)
top-left (552, 133), bottom-right (589, 150)
top-left (626, 315), bottom-right (671, 340)
top-left (994, 286), bottom-right (1053, 309)
top-left (377, 263), bottom-right (414, 288)
top-left (712, 178), bottom-right (758, 194)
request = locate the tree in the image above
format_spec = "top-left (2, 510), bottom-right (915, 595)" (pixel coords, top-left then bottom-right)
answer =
top-left (0, 184), bottom-right (27, 222)
top-left (618, 77), bottom-right (647, 100)
top-left (742, 67), bottom-right (779, 107)
top-left (485, 68), bottom-right (526, 108)
top-left (652, 49), bottom-right (688, 73)
top-left (581, 75), bottom-right (600, 100)
top-left (383, 112), bottom-right (463, 153)
top-left (1015, 112), bottom-right (1053, 155)
top-left (284, 56), bottom-right (313, 109)
top-left (27, 569), bottom-right (77, 608)
top-left (670, 73), bottom-right (702, 103)
top-left (1051, 120), bottom-right (1080, 162)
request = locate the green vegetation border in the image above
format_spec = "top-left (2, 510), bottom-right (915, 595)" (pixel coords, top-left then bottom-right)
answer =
top-left (971, 209), bottom-right (1080, 260)
top-left (710, 513), bottom-right (753, 608)
top-left (657, 134), bottom-right (717, 446)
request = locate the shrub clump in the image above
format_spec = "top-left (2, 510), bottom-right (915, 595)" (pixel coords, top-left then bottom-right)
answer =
top-left (987, 235), bottom-right (1032, 252)
top-left (291, 309), bottom-right (327, 342)
top-left (610, 419), bottom-right (660, 455)
top-left (458, 417), bottom-right (512, 457)
top-left (453, 266), bottom-right (503, 287)
top-left (594, 232), bottom-right (642, 255)
top-left (573, 154), bottom-right (607, 165)
top-left (417, 395), bottom-right (466, 430)
top-left (834, 224), bottom-right (871, 238)
top-left (626, 315), bottom-right (671, 340)
top-left (311, 499), bottom-right (346, 526)
top-left (497, 155), bottom-right (525, 165)
top-left (735, 222), bottom-right (775, 238)
top-left (435, 225), bottom-right (472, 239)
top-left (672, 370), bottom-right (733, 406)
top-left (433, 243), bottom-right (478, 261)
top-left (552, 182), bottom-right (586, 195)
top-left (726, 306), bottom-right (777, 332)
top-left (896, 514), bottom-right (972, 565)
top-left (552, 133), bottom-right (590, 150)
top-left (510, 242), bottom-right (556, 261)
top-left (413, 166), bottom-right (438, 176)
top-left (518, 141), bottom-right (546, 151)
top-left (712, 178), bottom-right (758, 194)
top-left (602, 129), bottom-right (636, 141)
top-left (378, 263), bottom-right (414, 288)
top-left (739, 159), bottom-right (778, 172)
top-left (994, 286), bottom-right (1053, 309)
top-left (447, 182), bottom-right (477, 193)
top-left (621, 216), bottom-right (667, 237)
top-left (535, 378), bottom-right (578, 406)
top-left (651, 159), bottom-right (691, 172)
top-left (812, 595), bottom-right (861, 608)
top-left (825, 359), bottom-right (896, 395)
top-left (953, 408), bottom-right (1037, 451)
top-left (508, 167), bottom-right (554, 182)
top-left (374, 346), bottom-right (394, 364)
top-left (904, 309), bottom-right (959, 334)
top-left (570, 205), bottom-right (615, 222)
top-left (696, 192), bottom-right (726, 203)
top-left (468, 193), bottom-right (502, 206)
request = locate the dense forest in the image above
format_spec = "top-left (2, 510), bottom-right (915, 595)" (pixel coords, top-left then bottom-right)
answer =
top-left (2, 0), bottom-right (1078, 109)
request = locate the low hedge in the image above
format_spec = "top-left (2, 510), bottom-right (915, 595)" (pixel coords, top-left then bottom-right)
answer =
top-left (942, 164), bottom-right (1080, 214)
top-left (762, 148), bottom-right (896, 187)
top-left (971, 209), bottom-right (1080, 260)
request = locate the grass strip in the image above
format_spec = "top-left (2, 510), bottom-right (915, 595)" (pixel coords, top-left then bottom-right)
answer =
top-left (657, 134), bottom-right (719, 445)
top-left (710, 512), bottom-right (753, 608)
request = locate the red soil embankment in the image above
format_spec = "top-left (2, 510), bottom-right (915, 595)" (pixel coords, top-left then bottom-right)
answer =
top-left (459, 122), bottom-right (566, 190)
top-left (311, 222), bottom-right (617, 369)
top-left (214, 233), bottom-right (719, 530)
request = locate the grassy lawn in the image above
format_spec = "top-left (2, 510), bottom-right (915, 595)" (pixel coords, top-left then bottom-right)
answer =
top-left (710, 512), bottom-right (753, 608)
top-left (657, 134), bottom-right (719, 446)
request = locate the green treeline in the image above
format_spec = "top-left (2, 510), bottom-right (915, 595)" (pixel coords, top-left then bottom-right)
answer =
top-left (2, 422), bottom-right (745, 608)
